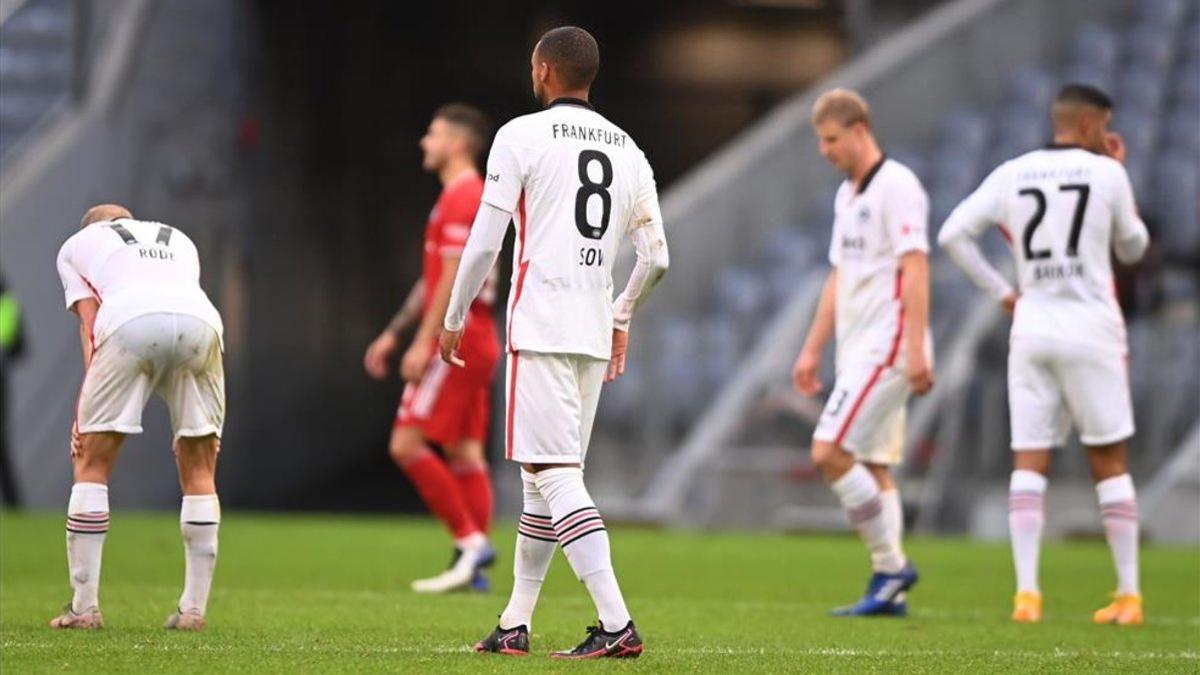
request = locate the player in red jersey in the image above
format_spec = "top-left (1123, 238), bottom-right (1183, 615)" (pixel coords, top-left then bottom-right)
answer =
top-left (363, 104), bottom-right (501, 593)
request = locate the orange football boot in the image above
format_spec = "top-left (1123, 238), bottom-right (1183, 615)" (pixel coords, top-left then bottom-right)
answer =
top-left (1012, 591), bottom-right (1043, 623)
top-left (1093, 593), bottom-right (1143, 626)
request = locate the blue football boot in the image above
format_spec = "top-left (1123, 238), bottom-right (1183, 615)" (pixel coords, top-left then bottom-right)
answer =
top-left (830, 562), bottom-right (918, 617)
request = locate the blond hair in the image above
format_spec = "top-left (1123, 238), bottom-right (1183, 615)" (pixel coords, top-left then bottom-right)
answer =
top-left (80, 204), bottom-right (133, 227)
top-left (811, 88), bottom-right (872, 128)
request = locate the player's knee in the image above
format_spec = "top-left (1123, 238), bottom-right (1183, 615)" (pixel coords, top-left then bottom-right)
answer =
top-left (73, 433), bottom-right (120, 474)
top-left (810, 440), bottom-right (840, 470)
top-left (388, 430), bottom-right (423, 465)
top-left (445, 441), bottom-right (485, 466)
top-left (175, 435), bottom-right (219, 464)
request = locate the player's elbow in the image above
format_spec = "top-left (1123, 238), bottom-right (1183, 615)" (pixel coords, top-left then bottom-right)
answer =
top-left (1114, 229), bottom-right (1149, 265)
top-left (935, 222), bottom-right (959, 249)
top-left (650, 246), bottom-right (670, 275)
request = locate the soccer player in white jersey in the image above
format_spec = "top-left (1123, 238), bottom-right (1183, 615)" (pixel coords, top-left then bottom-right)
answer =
top-left (792, 89), bottom-right (933, 616)
top-left (50, 204), bottom-right (225, 632)
top-left (439, 27), bottom-right (668, 659)
top-left (938, 84), bottom-right (1149, 626)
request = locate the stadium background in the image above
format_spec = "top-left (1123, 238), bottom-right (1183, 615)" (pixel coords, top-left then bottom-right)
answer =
top-left (0, 0), bottom-right (1196, 541)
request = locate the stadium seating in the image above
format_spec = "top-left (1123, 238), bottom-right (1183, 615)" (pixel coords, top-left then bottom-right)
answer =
top-left (608, 0), bottom-right (1200, 482)
top-left (0, 0), bottom-right (73, 162)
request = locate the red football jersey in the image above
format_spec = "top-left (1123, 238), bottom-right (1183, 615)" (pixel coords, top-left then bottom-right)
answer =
top-left (423, 171), bottom-right (498, 351)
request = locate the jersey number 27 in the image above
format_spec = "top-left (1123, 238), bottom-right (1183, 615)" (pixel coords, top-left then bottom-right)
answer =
top-left (1019, 183), bottom-right (1090, 260)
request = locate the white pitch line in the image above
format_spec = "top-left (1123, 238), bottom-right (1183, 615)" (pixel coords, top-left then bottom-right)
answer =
top-left (2, 640), bottom-right (1197, 661)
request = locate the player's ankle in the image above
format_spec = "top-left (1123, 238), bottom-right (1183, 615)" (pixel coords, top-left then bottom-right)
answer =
top-left (456, 532), bottom-right (488, 551)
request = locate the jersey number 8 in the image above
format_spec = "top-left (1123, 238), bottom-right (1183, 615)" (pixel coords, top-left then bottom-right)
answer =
top-left (574, 150), bottom-right (612, 240)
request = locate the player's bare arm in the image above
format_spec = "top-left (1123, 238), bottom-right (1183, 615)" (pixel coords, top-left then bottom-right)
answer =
top-left (72, 297), bottom-right (100, 369)
top-left (403, 256), bottom-right (461, 383)
top-left (364, 278), bottom-right (425, 380)
top-left (609, 219), bottom-right (669, 382)
top-left (793, 268), bottom-right (837, 396)
top-left (69, 297), bottom-right (100, 454)
top-left (899, 251), bottom-right (933, 394)
top-left (441, 202), bottom-right (512, 367)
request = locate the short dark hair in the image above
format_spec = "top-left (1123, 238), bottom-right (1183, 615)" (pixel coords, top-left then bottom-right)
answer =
top-left (1055, 83), bottom-right (1113, 110)
top-left (535, 26), bottom-right (599, 90)
top-left (433, 103), bottom-right (492, 157)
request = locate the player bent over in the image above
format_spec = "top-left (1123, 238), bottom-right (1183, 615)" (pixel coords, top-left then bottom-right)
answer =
top-left (939, 84), bottom-right (1149, 625)
top-left (363, 104), bottom-right (500, 593)
top-left (50, 205), bottom-right (225, 631)
top-left (792, 89), bottom-right (933, 616)
top-left (440, 27), bottom-right (668, 658)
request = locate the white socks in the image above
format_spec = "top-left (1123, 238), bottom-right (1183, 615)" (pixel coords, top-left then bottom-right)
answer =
top-left (879, 488), bottom-right (904, 559)
top-left (66, 483), bottom-right (109, 613)
top-left (1009, 470), bottom-right (1047, 594)
top-left (500, 471), bottom-right (557, 630)
top-left (534, 467), bottom-right (631, 631)
top-left (179, 494), bottom-right (221, 615)
top-left (1097, 474), bottom-right (1140, 596)
top-left (831, 465), bottom-right (905, 574)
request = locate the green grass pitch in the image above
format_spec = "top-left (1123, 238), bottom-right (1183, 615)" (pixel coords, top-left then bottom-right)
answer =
top-left (1, 511), bottom-right (1197, 673)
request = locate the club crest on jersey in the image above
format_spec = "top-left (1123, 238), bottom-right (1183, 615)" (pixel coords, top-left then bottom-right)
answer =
top-left (857, 205), bottom-right (871, 223)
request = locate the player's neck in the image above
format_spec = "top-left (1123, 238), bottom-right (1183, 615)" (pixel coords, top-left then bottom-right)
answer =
top-left (1050, 132), bottom-right (1084, 147)
top-left (439, 158), bottom-right (477, 187)
top-left (543, 88), bottom-right (590, 107)
top-left (850, 146), bottom-right (884, 190)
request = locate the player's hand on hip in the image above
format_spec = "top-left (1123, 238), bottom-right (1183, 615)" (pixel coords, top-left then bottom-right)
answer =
top-left (1000, 292), bottom-right (1019, 317)
top-left (439, 329), bottom-right (466, 368)
top-left (792, 349), bottom-right (823, 396)
top-left (906, 352), bottom-right (934, 395)
top-left (401, 339), bottom-right (433, 383)
top-left (606, 328), bottom-right (629, 382)
top-left (364, 332), bottom-right (397, 380)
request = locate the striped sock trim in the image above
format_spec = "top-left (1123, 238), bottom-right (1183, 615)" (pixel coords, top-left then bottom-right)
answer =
top-left (847, 497), bottom-right (883, 525)
top-left (518, 512), bottom-right (557, 543)
top-left (66, 511), bottom-right (110, 535)
top-left (1008, 491), bottom-right (1044, 512)
top-left (1100, 500), bottom-right (1139, 522)
top-left (553, 507), bottom-right (605, 548)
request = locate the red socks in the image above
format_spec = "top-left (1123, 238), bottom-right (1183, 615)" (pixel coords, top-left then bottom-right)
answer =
top-left (398, 448), bottom-right (480, 540)
top-left (450, 458), bottom-right (494, 535)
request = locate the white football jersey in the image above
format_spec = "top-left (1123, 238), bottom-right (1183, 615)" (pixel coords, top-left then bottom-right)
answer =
top-left (828, 157), bottom-right (931, 367)
top-left (56, 218), bottom-right (224, 348)
top-left (482, 98), bottom-right (662, 359)
top-left (942, 145), bottom-right (1147, 347)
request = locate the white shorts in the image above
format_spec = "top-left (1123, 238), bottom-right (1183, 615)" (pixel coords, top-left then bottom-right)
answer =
top-left (504, 350), bottom-right (607, 465)
top-left (76, 313), bottom-right (225, 439)
top-left (812, 362), bottom-right (909, 465)
top-left (1008, 337), bottom-right (1133, 450)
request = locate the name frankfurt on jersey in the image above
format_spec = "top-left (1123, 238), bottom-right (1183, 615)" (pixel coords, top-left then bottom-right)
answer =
top-left (551, 123), bottom-right (630, 147)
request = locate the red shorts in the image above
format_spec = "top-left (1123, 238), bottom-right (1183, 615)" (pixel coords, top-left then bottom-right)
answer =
top-left (395, 332), bottom-right (499, 447)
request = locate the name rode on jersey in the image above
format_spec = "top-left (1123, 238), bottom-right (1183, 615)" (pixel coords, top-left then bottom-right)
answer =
top-left (482, 99), bottom-right (660, 360)
top-left (56, 219), bottom-right (223, 348)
